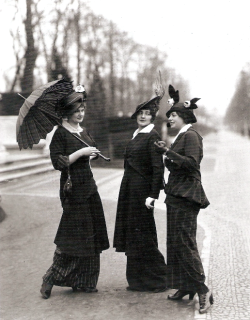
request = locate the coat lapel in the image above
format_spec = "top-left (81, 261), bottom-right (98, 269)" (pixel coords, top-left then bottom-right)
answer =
top-left (126, 133), bottom-right (147, 154)
top-left (170, 132), bottom-right (185, 149)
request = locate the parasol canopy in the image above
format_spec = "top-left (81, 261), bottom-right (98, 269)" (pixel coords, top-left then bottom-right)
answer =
top-left (16, 79), bottom-right (73, 149)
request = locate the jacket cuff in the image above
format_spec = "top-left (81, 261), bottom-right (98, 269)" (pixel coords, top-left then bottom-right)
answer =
top-left (165, 149), bottom-right (184, 166)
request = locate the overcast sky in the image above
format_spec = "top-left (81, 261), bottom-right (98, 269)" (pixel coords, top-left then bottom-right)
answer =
top-left (86, 0), bottom-right (250, 116)
top-left (1, 0), bottom-right (250, 116)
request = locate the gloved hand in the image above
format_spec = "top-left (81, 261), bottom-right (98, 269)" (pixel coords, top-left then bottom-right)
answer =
top-left (145, 197), bottom-right (155, 209)
top-left (154, 140), bottom-right (169, 154)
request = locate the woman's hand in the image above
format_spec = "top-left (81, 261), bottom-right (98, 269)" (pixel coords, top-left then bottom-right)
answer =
top-left (145, 197), bottom-right (155, 209)
top-left (154, 140), bottom-right (169, 154)
top-left (69, 147), bottom-right (100, 164)
top-left (79, 147), bottom-right (100, 157)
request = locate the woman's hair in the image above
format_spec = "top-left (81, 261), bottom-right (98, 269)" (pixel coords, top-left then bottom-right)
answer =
top-left (176, 111), bottom-right (193, 124)
top-left (62, 99), bottom-right (85, 118)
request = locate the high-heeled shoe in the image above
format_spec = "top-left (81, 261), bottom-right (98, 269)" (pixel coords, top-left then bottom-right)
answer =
top-left (198, 289), bottom-right (214, 313)
top-left (168, 290), bottom-right (196, 300)
top-left (40, 282), bottom-right (53, 299)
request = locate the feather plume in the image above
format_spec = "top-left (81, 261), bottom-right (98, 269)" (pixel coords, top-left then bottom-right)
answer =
top-left (154, 71), bottom-right (165, 99)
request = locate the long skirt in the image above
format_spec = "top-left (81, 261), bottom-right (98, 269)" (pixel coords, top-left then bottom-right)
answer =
top-left (166, 204), bottom-right (208, 294)
top-left (126, 248), bottom-right (168, 291)
top-left (43, 248), bottom-right (100, 289)
top-left (114, 166), bottom-right (167, 290)
top-left (55, 192), bottom-right (109, 257)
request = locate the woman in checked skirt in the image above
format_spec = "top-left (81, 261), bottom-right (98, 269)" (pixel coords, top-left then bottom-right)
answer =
top-left (40, 85), bottom-right (109, 299)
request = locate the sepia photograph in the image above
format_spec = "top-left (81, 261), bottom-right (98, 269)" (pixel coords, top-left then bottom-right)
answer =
top-left (1, 0), bottom-right (250, 319)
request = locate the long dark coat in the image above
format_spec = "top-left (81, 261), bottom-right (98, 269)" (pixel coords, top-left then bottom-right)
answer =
top-left (113, 129), bottom-right (164, 256)
top-left (164, 127), bottom-right (209, 293)
top-left (164, 127), bottom-right (209, 209)
top-left (49, 126), bottom-right (109, 256)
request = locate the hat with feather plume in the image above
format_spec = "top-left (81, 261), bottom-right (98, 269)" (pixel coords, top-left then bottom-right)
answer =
top-left (131, 71), bottom-right (165, 119)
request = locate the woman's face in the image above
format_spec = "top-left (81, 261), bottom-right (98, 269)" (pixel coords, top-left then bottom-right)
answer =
top-left (68, 102), bottom-right (86, 125)
top-left (136, 109), bottom-right (152, 129)
top-left (168, 112), bottom-right (185, 130)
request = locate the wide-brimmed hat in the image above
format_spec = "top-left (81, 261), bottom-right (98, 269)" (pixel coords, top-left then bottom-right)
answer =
top-left (131, 96), bottom-right (161, 119)
top-left (57, 84), bottom-right (87, 116)
top-left (131, 71), bottom-right (165, 119)
top-left (166, 85), bottom-right (200, 124)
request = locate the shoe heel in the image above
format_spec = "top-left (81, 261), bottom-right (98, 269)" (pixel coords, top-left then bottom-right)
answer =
top-left (189, 292), bottom-right (195, 300)
top-left (209, 293), bottom-right (214, 304)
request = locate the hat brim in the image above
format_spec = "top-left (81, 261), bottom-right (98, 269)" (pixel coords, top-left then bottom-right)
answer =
top-left (64, 92), bottom-right (85, 106)
top-left (131, 96), bottom-right (160, 119)
top-left (166, 106), bottom-right (197, 123)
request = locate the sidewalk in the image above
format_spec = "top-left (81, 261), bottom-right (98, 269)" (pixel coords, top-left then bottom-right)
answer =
top-left (198, 130), bottom-right (250, 320)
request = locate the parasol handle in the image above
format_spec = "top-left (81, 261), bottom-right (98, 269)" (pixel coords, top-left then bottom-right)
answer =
top-left (59, 124), bottom-right (111, 162)
top-left (71, 133), bottom-right (111, 162)
top-left (17, 93), bottom-right (27, 99)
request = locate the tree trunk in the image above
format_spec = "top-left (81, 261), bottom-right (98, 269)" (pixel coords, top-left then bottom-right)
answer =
top-left (20, 0), bottom-right (38, 92)
top-left (75, 10), bottom-right (81, 84)
top-left (108, 21), bottom-right (115, 116)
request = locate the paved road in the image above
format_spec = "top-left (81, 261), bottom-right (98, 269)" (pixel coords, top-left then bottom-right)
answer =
top-left (0, 130), bottom-right (250, 320)
top-left (199, 130), bottom-right (250, 320)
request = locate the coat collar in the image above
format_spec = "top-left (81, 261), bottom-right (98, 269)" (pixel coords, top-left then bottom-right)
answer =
top-left (62, 119), bottom-right (83, 135)
top-left (172, 124), bottom-right (192, 144)
top-left (132, 123), bottom-right (154, 139)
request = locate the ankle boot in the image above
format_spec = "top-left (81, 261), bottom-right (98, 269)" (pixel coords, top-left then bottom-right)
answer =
top-left (199, 289), bottom-right (214, 313)
top-left (40, 282), bottom-right (53, 299)
top-left (168, 290), bottom-right (196, 300)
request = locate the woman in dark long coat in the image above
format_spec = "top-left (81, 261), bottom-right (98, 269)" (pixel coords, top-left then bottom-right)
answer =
top-left (40, 85), bottom-right (109, 299)
top-left (154, 85), bottom-right (213, 314)
top-left (113, 91), bottom-right (168, 292)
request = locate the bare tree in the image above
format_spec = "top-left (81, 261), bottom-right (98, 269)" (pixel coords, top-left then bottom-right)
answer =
top-left (108, 21), bottom-right (116, 114)
top-left (225, 66), bottom-right (250, 135)
top-left (9, 28), bottom-right (23, 92)
top-left (20, 0), bottom-right (38, 92)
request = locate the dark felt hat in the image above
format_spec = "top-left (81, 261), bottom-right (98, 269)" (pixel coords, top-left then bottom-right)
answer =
top-left (131, 71), bottom-right (165, 120)
top-left (166, 102), bottom-right (197, 123)
top-left (58, 84), bottom-right (87, 117)
top-left (131, 96), bottom-right (161, 119)
top-left (166, 85), bottom-right (200, 124)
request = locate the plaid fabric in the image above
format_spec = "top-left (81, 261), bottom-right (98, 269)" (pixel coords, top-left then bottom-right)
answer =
top-left (43, 249), bottom-right (100, 288)
top-left (166, 204), bottom-right (208, 294)
top-left (17, 79), bottom-right (73, 149)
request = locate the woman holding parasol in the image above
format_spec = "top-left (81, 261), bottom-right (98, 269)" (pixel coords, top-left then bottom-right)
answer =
top-left (39, 84), bottom-right (109, 299)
